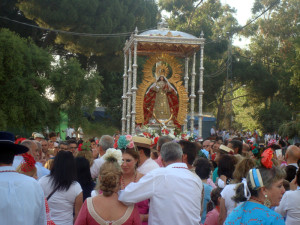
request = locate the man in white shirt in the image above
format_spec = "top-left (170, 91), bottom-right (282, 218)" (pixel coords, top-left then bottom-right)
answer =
top-left (134, 136), bottom-right (159, 175)
top-left (90, 135), bottom-right (114, 179)
top-left (210, 126), bottom-right (216, 136)
top-left (0, 131), bottom-right (46, 225)
top-left (119, 141), bottom-right (202, 225)
top-left (66, 126), bottom-right (76, 139)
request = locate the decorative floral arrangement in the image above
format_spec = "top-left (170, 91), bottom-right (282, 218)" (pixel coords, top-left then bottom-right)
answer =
top-left (78, 141), bottom-right (91, 151)
top-left (139, 125), bottom-right (198, 144)
top-left (251, 143), bottom-right (259, 155)
top-left (261, 148), bottom-right (273, 168)
top-left (20, 153), bottom-right (36, 172)
top-left (102, 148), bottom-right (123, 166)
top-left (268, 139), bottom-right (277, 147)
top-left (117, 135), bottom-right (134, 150)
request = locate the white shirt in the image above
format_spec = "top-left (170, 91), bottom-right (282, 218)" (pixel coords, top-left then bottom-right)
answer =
top-left (137, 158), bottom-right (160, 175)
top-left (210, 128), bottom-right (216, 135)
top-left (119, 162), bottom-right (202, 225)
top-left (90, 157), bottom-right (105, 179)
top-left (275, 189), bottom-right (300, 225)
top-left (66, 128), bottom-right (76, 138)
top-left (0, 166), bottom-right (46, 225)
top-left (221, 184), bottom-right (242, 216)
top-left (39, 176), bottom-right (82, 225)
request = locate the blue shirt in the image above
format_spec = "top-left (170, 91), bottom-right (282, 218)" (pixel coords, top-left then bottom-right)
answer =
top-left (225, 201), bottom-right (285, 225)
top-left (0, 166), bottom-right (46, 225)
top-left (201, 183), bottom-right (214, 224)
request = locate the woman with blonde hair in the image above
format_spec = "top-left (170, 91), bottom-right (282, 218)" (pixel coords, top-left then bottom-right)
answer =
top-left (75, 148), bottom-right (141, 225)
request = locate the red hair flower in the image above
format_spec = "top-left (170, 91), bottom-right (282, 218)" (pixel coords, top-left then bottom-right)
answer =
top-left (113, 139), bottom-right (118, 149)
top-left (20, 153), bottom-right (36, 172)
top-left (261, 148), bottom-right (273, 168)
top-left (15, 137), bottom-right (26, 145)
top-left (78, 143), bottom-right (83, 151)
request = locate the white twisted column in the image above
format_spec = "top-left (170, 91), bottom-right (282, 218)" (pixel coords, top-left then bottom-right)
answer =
top-left (121, 51), bottom-right (128, 135)
top-left (131, 38), bottom-right (138, 135)
top-left (190, 52), bottom-right (196, 136)
top-left (198, 32), bottom-right (205, 138)
top-left (183, 57), bottom-right (189, 133)
top-left (126, 49), bottom-right (132, 134)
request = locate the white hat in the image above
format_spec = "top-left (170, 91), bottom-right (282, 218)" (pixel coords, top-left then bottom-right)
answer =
top-left (219, 144), bottom-right (234, 153)
top-left (34, 133), bottom-right (45, 139)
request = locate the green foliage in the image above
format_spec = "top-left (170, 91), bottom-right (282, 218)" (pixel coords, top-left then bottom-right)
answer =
top-left (232, 87), bottom-right (262, 131)
top-left (0, 28), bottom-right (103, 133)
top-left (49, 58), bottom-right (103, 127)
top-left (278, 115), bottom-right (300, 138)
top-left (18, 0), bottom-right (158, 65)
top-left (0, 28), bottom-right (55, 131)
top-left (257, 101), bottom-right (292, 133)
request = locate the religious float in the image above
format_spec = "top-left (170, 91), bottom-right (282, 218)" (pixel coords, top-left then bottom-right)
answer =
top-left (121, 22), bottom-right (205, 139)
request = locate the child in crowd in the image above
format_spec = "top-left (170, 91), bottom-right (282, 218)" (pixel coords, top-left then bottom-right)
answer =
top-left (203, 187), bottom-right (222, 225)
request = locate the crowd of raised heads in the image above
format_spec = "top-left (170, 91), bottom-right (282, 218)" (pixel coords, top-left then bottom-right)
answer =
top-left (1, 130), bottom-right (300, 225)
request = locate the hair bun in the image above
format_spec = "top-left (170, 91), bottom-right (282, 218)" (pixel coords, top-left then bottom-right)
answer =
top-left (100, 171), bottom-right (120, 196)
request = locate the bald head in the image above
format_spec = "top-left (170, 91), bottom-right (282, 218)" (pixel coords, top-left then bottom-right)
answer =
top-left (202, 140), bottom-right (211, 150)
top-left (21, 140), bottom-right (39, 161)
top-left (285, 145), bottom-right (300, 164)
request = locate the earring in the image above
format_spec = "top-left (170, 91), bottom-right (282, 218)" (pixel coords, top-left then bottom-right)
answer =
top-left (264, 194), bottom-right (271, 208)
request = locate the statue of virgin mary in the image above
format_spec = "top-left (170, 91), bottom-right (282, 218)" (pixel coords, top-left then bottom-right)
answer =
top-left (143, 74), bottom-right (180, 128)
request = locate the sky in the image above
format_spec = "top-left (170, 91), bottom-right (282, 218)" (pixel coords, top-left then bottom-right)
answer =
top-left (220, 0), bottom-right (255, 48)
top-left (159, 0), bottom-right (256, 48)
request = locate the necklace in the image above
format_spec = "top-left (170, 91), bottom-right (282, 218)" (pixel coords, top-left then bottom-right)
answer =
top-left (250, 196), bottom-right (264, 205)
top-left (121, 173), bottom-right (137, 190)
top-left (0, 170), bottom-right (17, 173)
top-left (172, 167), bottom-right (188, 169)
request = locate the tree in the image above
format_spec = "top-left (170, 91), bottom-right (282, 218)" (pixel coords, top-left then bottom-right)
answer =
top-left (14, 0), bottom-right (159, 128)
top-left (49, 58), bottom-right (103, 127)
top-left (0, 28), bottom-right (55, 132)
top-left (257, 101), bottom-right (291, 133)
top-left (17, 0), bottom-right (158, 71)
top-left (0, 28), bottom-right (103, 134)
top-left (240, 0), bottom-right (300, 131)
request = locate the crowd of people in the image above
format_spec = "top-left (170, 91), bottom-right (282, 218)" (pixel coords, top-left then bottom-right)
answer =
top-left (1, 129), bottom-right (300, 225)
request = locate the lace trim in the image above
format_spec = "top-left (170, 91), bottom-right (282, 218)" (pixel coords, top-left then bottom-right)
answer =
top-left (87, 197), bottom-right (134, 225)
